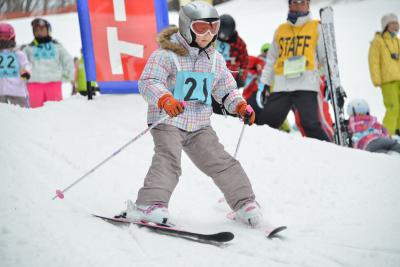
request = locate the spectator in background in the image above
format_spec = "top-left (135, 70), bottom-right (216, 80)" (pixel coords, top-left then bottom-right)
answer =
top-left (347, 98), bottom-right (400, 155)
top-left (22, 18), bottom-right (74, 108)
top-left (368, 13), bottom-right (400, 137)
top-left (293, 74), bottom-right (334, 141)
top-left (258, 0), bottom-right (330, 142)
top-left (244, 43), bottom-right (292, 133)
top-left (74, 49), bottom-right (98, 97)
top-left (213, 14), bottom-right (248, 115)
top-left (0, 22), bottom-right (31, 108)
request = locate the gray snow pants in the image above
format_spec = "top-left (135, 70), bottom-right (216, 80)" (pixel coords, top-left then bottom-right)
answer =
top-left (136, 124), bottom-right (256, 211)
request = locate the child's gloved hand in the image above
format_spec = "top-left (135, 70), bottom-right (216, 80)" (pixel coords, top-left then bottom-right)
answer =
top-left (236, 101), bottom-right (255, 125)
top-left (157, 94), bottom-right (184, 117)
top-left (20, 70), bottom-right (31, 80)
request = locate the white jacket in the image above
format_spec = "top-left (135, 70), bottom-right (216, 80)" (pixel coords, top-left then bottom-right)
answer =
top-left (260, 15), bottom-right (327, 93)
top-left (22, 39), bottom-right (74, 83)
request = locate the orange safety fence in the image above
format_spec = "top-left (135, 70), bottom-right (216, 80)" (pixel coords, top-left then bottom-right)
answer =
top-left (1, 4), bottom-right (77, 20)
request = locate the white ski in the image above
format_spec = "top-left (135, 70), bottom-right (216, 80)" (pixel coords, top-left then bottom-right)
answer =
top-left (320, 6), bottom-right (349, 146)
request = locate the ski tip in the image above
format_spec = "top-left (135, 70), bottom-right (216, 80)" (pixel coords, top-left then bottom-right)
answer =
top-left (215, 231), bottom-right (235, 242)
top-left (267, 226), bottom-right (287, 239)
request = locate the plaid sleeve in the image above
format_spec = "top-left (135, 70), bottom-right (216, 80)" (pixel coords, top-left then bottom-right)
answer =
top-left (138, 49), bottom-right (174, 106)
top-left (212, 52), bottom-right (244, 114)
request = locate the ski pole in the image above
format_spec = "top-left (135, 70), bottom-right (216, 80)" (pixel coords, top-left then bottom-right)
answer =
top-left (218, 109), bottom-right (250, 204)
top-left (234, 123), bottom-right (246, 158)
top-left (52, 115), bottom-right (170, 200)
top-left (218, 123), bottom-right (246, 204)
top-left (234, 105), bottom-right (253, 158)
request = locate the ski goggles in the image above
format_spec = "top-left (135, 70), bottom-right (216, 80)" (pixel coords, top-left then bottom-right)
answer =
top-left (190, 20), bottom-right (220, 36)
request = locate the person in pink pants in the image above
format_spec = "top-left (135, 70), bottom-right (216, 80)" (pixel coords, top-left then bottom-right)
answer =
top-left (22, 18), bottom-right (74, 108)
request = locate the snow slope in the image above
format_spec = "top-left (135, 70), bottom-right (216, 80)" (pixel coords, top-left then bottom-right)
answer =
top-left (2, 0), bottom-right (400, 267)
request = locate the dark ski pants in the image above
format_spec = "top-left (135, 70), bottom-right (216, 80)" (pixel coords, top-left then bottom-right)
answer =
top-left (136, 124), bottom-right (256, 211)
top-left (366, 137), bottom-right (400, 153)
top-left (211, 95), bottom-right (236, 117)
top-left (256, 91), bottom-right (330, 142)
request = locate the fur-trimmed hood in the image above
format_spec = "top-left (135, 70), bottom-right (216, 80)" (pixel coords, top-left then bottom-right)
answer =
top-left (157, 26), bottom-right (188, 56)
top-left (156, 26), bottom-right (215, 58)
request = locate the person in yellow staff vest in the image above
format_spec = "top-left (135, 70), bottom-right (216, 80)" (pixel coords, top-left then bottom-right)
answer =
top-left (257, 0), bottom-right (331, 142)
top-left (368, 14), bottom-right (400, 137)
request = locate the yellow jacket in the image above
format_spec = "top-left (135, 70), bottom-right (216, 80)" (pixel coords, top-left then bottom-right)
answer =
top-left (368, 31), bottom-right (400, 87)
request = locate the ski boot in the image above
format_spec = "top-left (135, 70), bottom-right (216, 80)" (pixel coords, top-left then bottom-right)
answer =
top-left (235, 201), bottom-right (263, 228)
top-left (125, 200), bottom-right (170, 225)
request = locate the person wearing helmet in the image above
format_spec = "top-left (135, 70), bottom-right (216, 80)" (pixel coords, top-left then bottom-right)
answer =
top-left (125, 1), bottom-right (262, 228)
top-left (347, 98), bottom-right (400, 154)
top-left (259, 43), bottom-right (271, 60)
top-left (0, 22), bottom-right (31, 108)
top-left (212, 14), bottom-right (249, 115)
top-left (22, 18), bottom-right (74, 108)
top-left (368, 13), bottom-right (400, 136)
top-left (257, 0), bottom-right (331, 142)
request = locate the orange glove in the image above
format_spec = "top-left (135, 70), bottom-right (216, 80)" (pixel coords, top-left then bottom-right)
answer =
top-left (157, 94), bottom-right (184, 117)
top-left (236, 101), bottom-right (255, 125)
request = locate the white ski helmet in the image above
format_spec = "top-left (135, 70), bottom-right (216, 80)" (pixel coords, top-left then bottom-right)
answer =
top-left (178, 1), bottom-right (219, 45)
top-left (346, 98), bottom-right (370, 116)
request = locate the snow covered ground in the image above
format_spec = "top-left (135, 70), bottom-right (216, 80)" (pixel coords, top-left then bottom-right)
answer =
top-left (2, 0), bottom-right (400, 267)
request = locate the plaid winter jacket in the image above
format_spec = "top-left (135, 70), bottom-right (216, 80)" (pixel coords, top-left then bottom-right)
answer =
top-left (138, 27), bottom-right (244, 132)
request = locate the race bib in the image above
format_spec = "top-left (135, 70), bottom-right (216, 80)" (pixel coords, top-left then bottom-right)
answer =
top-left (173, 71), bottom-right (214, 106)
top-left (216, 40), bottom-right (231, 61)
top-left (283, 56), bottom-right (306, 79)
top-left (33, 42), bottom-right (56, 60)
top-left (0, 52), bottom-right (20, 78)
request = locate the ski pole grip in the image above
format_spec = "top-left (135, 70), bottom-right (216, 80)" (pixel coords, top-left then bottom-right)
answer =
top-left (180, 101), bottom-right (186, 110)
top-left (245, 105), bottom-right (254, 115)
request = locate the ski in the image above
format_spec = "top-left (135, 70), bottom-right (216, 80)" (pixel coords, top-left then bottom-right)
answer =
top-left (92, 214), bottom-right (234, 246)
top-left (264, 225), bottom-right (287, 239)
top-left (226, 211), bottom-right (287, 239)
top-left (320, 6), bottom-right (350, 147)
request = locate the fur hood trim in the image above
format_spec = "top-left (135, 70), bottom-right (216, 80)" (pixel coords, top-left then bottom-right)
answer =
top-left (156, 26), bottom-right (188, 56)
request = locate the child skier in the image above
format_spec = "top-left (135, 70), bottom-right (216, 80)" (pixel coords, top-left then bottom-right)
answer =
top-left (0, 23), bottom-right (31, 108)
top-left (22, 18), bottom-right (74, 108)
top-left (347, 98), bottom-right (400, 154)
top-left (126, 1), bottom-right (262, 227)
